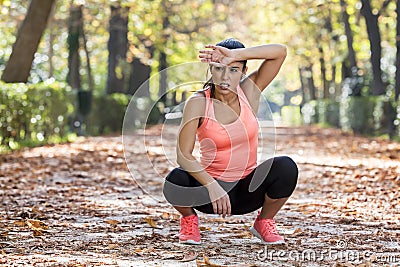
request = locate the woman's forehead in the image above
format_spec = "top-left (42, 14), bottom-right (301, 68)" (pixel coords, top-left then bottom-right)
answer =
top-left (229, 62), bottom-right (244, 68)
top-left (211, 62), bottom-right (244, 68)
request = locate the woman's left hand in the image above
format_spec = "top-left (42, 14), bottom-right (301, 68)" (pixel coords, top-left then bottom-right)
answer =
top-left (199, 45), bottom-right (236, 65)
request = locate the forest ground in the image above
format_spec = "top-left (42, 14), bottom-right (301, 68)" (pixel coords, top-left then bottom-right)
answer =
top-left (1, 125), bottom-right (400, 267)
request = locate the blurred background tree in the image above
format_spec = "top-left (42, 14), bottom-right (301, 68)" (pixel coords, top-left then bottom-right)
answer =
top-left (1, 0), bottom-right (55, 83)
top-left (1, 0), bottom-right (400, 150)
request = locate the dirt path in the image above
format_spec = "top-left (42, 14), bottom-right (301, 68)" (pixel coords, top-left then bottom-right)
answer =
top-left (0, 125), bottom-right (399, 267)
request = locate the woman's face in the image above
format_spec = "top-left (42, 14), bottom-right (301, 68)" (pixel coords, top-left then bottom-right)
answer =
top-left (211, 61), bottom-right (245, 93)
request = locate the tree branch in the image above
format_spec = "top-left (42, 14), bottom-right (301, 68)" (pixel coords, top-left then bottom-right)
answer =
top-left (379, 0), bottom-right (392, 16)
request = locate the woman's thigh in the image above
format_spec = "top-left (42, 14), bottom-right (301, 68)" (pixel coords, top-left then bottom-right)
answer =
top-left (226, 156), bottom-right (298, 214)
top-left (163, 167), bottom-right (211, 207)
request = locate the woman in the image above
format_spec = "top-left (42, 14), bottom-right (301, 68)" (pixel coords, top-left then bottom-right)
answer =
top-left (162, 38), bottom-right (298, 245)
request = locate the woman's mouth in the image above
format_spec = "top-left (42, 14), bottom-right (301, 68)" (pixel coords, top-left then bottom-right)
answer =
top-left (219, 83), bottom-right (230, 89)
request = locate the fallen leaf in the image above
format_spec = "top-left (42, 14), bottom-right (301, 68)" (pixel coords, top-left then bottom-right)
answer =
top-left (292, 228), bottom-right (303, 237)
top-left (161, 212), bottom-right (170, 220)
top-left (234, 231), bottom-right (253, 239)
top-left (145, 217), bottom-right (157, 228)
top-left (134, 248), bottom-right (144, 256)
top-left (204, 255), bottom-right (213, 265)
top-left (105, 219), bottom-right (120, 226)
top-left (26, 219), bottom-right (48, 231)
top-left (32, 230), bottom-right (43, 237)
top-left (178, 250), bottom-right (198, 262)
top-left (197, 255), bottom-right (227, 267)
top-left (13, 221), bottom-right (26, 227)
top-left (161, 253), bottom-right (177, 260)
top-left (107, 244), bottom-right (119, 249)
top-left (335, 263), bottom-right (355, 267)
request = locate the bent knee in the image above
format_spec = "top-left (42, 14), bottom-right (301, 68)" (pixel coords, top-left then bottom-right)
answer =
top-left (274, 156), bottom-right (298, 193)
top-left (274, 156), bottom-right (298, 179)
top-left (163, 168), bottom-right (185, 203)
top-left (165, 167), bottom-right (188, 185)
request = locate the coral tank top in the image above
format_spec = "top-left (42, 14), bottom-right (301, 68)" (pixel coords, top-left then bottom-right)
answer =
top-left (197, 85), bottom-right (258, 182)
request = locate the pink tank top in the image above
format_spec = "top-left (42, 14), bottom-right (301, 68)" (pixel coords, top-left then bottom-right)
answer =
top-left (197, 85), bottom-right (258, 182)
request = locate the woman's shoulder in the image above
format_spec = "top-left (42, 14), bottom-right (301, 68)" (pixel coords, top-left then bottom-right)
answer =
top-left (183, 91), bottom-right (207, 116)
top-left (191, 90), bottom-right (206, 98)
top-left (187, 91), bottom-right (206, 103)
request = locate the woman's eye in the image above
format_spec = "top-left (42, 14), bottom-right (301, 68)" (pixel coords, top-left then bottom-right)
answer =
top-left (215, 66), bottom-right (223, 71)
top-left (230, 68), bottom-right (238, 72)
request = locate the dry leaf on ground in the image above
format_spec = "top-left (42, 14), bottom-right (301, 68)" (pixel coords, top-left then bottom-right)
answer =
top-left (179, 250), bottom-right (198, 262)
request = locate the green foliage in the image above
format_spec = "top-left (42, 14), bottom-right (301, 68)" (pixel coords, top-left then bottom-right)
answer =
top-left (372, 96), bottom-right (397, 136)
top-left (395, 100), bottom-right (400, 138)
top-left (86, 93), bottom-right (131, 135)
top-left (85, 93), bottom-right (164, 135)
top-left (302, 99), bottom-right (341, 128)
top-left (340, 96), bottom-right (375, 134)
top-left (147, 100), bottom-right (163, 125)
top-left (281, 106), bottom-right (302, 126)
top-left (339, 96), bottom-right (396, 136)
top-left (317, 99), bottom-right (341, 128)
top-left (302, 96), bottom-right (398, 138)
top-left (0, 80), bottom-right (74, 149)
top-left (1, 0), bottom-right (399, 144)
top-left (0, 82), bottom-right (158, 151)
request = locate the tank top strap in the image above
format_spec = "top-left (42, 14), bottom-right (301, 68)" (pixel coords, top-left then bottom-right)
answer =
top-left (204, 86), bottom-right (211, 99)
top-left (202, 87), bottom-right (213, 122)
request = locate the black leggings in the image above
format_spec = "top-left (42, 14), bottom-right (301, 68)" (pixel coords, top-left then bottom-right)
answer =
top-left (163, 156), bottom-right (298, 215)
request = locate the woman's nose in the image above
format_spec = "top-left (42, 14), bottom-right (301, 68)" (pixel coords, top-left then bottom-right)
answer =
top-left (222, 69), bottom-right (229, 79)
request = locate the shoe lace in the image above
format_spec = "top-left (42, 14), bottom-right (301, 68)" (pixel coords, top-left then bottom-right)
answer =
top-left (182, 216), bottom-right (198, 235)
top-left (260, 219), bottom-right (279, 236)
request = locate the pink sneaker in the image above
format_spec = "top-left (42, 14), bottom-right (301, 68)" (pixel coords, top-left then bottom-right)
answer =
top-left (249, 213), bottom-right (285, 244)
top-left (179, 214), bottom-right (201, 245)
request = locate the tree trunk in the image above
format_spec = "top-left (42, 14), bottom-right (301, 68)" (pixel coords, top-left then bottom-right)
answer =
top-left (48, 6), bottom-right (56, 78)
top-left (172, 91), bottom-right (178, 106)
top-left (182, 91), bottom-right (187, 102)
top-left (48, 28), bottom-right (55, 78)
top-left (1, 0), bottom-right (55, 83)
top-left (340, 0), bottom-right (357, 76)
top-left (305, 66), bottom-right (317, 100)
top-left (106, 4), bottom-right (129, 94)
top-left (81, 25), bottom-right (94, 92)
top-left (360, 0), bottom-right (385, 95)
top-left (331, 64), bottom-right (341, 98)
top-left (159, 51), bottom-right (168, 104)
top-left (324, 11), bottom-right (338, 99)
top-left (159, 14), bottom-right (170, 104)
top-left (396, 0), bottom-right (400, 101)
top-left (298, 67), bottom-right (308, 105)
top-left (319, 46), bottom-right (329, 99)
top-left (128, 58), bottom-right (151, 96)
top-left (67, 5), bottom-right (82, 90)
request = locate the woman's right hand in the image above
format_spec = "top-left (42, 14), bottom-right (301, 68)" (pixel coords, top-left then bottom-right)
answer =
top-left (206, 182), bottom-right (231, 217)
top-left (199, 45), bottom-right (236, 66)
